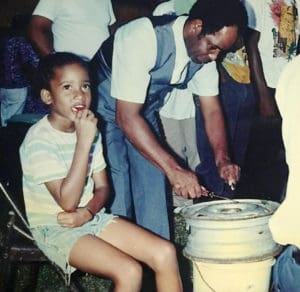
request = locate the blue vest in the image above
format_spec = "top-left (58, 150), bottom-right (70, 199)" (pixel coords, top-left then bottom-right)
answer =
top-left (91, 15), bottom-right (203, 125)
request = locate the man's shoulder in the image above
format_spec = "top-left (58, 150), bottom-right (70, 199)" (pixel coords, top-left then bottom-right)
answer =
top-left (112, 17), bottom-right (156, 51)
top-left (32, 0), bottom-right (61, 18)
top-left (117, 17), bottom-right (153, 35)
top-left (116, 15), bottom-right (177, 36)
top-left (114, 15), bottom-right (177, 48)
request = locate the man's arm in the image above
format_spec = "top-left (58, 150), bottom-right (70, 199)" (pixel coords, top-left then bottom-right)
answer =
top-left (28, 15), bottom-right (54, 57)
top-left (197, 94), bottom-right (240, 188)
top-left (245, 28), bottom-right (278, 117)
top-left (116, 100), bottom-right (208, 198)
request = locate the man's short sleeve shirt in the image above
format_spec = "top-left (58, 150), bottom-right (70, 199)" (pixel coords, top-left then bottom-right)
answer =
top-left (160, 62), bottom-right (219, 119)
top-left (33, 0), bottom-right (115, 59)
top-left (110, 16), bottom-right (210, 105)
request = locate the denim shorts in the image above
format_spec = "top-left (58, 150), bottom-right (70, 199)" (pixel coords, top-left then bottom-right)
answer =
top-left (271, 245), bottom-right (300, 291)
top-left (31, 210), bottom-right (116, 280)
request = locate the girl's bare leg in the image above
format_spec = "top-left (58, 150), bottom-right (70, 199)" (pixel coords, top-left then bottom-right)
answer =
top-left (98, 218), bottom-right (183, 292)
top-left (69, 234), bottom-right (142, 292)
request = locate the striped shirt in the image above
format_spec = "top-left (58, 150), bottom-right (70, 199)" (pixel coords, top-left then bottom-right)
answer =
top-left (20, 116), bottom-right (106, 227)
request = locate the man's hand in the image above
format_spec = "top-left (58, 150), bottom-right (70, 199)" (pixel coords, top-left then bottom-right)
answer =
top-left (217, 161), bottom-right (240, 190)
top-left (57, 207), bottom-right (93, 228)
top-left (167, 166), bottom-right (209, 199)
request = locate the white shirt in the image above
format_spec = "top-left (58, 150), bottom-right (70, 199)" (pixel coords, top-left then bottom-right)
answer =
top-left (268, 55), bottom-right (300, 249)
top-left (111, 16), bottom-right (212, 104)
top-left (33, 0), bottom-right (115, 60)
top-left (160, 62), bottom-right (219, 119)
top-left (245, 0), bottom-right (300, 88)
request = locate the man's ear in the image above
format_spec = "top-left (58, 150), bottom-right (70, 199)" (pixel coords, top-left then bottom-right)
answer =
top-left (185, 19), bottom-right (203, 38)
top-left (191, 19), bottom-right (202, 35)
top-left (190, 19), bottom-right (202, 35)
top-left (40, 89), bottom-right (52, 105)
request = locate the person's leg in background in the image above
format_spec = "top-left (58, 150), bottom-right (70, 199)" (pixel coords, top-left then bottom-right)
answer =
top-left (271, 245), bottom-right (300, 292)
top-left (0, 87), bottom-right (27, 126)
top-left (160, 115), bottom-right (197, 207)
top-left (181, 117), bottom-right (200, 172)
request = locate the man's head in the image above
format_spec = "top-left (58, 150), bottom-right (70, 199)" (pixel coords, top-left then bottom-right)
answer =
top-left (184, 0), bottom-right (248, 63)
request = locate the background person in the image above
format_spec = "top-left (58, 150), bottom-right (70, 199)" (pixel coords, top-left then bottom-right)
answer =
top-left (0, 14), bottom-right (39, 126)
top-left (28, 0), bottom-right (115, 60)
top-left (268, 54), bottom-right (300, 292)
top-left (242, 0), bottom-right (299, 201)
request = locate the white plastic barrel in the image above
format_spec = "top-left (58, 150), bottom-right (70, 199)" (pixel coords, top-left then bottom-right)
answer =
top-left (181, 199), bottom-right (282, 292)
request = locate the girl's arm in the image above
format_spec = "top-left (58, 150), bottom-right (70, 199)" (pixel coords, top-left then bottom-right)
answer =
top-left (46, 109), bottom-right (98, 211)
top-left (86, 169), bottom-right (110, 215)
top-left (56, 169), bottom-right (110, 228)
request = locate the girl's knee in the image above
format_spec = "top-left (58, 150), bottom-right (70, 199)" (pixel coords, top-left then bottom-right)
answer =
top-left (115, 260), bottom-right (143, 284)
top-left (113, 260), bottom-right (143, 292)
top-left (153, 241), bottom-right (177, 268)
top-left (127, 260), bottom-right (143, 280)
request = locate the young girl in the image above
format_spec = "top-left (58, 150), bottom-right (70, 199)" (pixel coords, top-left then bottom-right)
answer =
top-left (19, 52), bottom-right (183, 292)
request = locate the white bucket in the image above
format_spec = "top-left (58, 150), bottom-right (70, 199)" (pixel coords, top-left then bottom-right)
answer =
top-left (192, 258), bottom-right (275, 292)
top-left (181, 199), bottom-right (282, 292)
